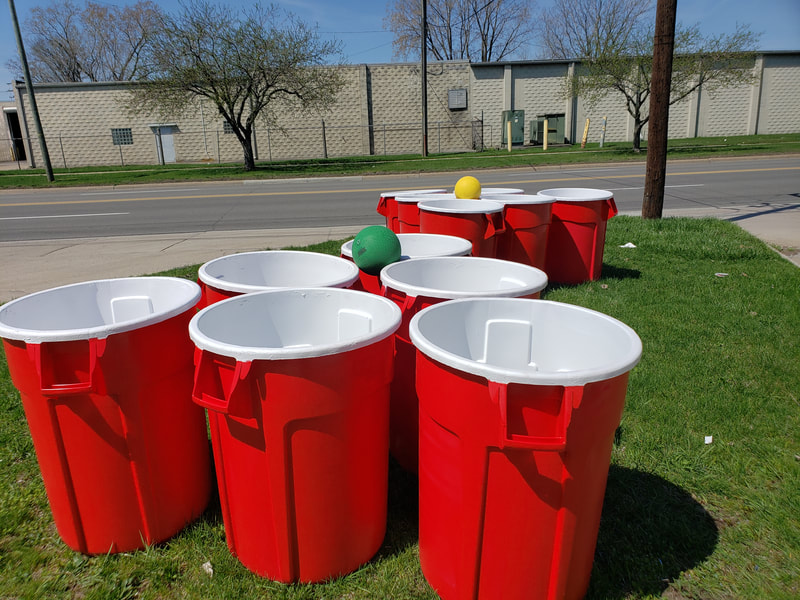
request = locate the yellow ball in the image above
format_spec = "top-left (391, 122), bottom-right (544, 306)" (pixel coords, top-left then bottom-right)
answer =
top-left (454, 176), bottom-right (481, 199)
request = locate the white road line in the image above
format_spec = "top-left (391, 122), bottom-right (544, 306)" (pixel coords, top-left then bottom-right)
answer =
top-left (605, 184), bottom-right (706, 191)
top-left (80, 188), bottom-right (201, 196)
top-left (0, 212), bottom-right (129, 221)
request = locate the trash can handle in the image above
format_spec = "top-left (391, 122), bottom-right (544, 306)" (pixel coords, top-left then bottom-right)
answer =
top-left (376, 196), bottom-right (390, 216)
top-left (485, 211), bottom-right (506, 239)
top-left (607, 198), bottom-right (619, 218)
top-left (31, 338), bottom-right (106, 397)
top-left (192, 350), bottom-right (254, 418)
top-left (491, 382), bottom-right (583, 452)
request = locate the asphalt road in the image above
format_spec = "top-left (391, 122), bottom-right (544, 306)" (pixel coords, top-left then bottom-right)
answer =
top-left (1, 155), bottom-right (799, 242)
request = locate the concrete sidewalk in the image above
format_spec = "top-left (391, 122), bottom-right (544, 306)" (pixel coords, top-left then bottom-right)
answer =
top-left (1, 205), bottom-right (798, 303)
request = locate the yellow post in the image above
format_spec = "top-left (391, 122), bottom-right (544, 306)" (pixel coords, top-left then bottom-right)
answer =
top-left (543, 119), bottom-right (549, 151)
top-left (581, 118), bottom-right (591, 148)
top-left (507, 120), bottom-right (512, 152)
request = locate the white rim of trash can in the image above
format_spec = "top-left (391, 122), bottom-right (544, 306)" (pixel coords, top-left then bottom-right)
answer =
top-left (536, 188), bottom-right (613, 202)
top-left (198, 250), bottom-right (359, 295)
top-left (341, 233), bottom-right (472, 260)
top-left (189, 288), bottom-right (402, 361)
top-left (409, 297), bottom-right (642, 386)
top-left (479, 193), bottom-right (555, 206)
top-left (381, 189), bottom-right (445, 198)
top-left (395, 193), bottom-right (456, 204)
top-left (0, 277), bottom-right (201, 343)
top-left (480, 187), bottom-right (523, 195)
top-left (417, 198), bottom-right (504, 214)
top-left (380, 257), bottom-right (547, 299)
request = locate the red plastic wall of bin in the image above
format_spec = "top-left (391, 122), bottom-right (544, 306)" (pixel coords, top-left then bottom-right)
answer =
top-left (383, 288), bottom-right (541, 473)
top-left (192, 337), bottom-right (394, 583)
top-left (497, 202), bottom-right (553, 268)
top-left (544, 198), bottom-right (618, 284)
top-left (2, 312), bottom-right (211, 554)
top-left (416, 351), bottom-right (630, 600)
top-left (419, 209), bottom-right (504, 258)
top-left (376, 195), bottom-right (400, 232)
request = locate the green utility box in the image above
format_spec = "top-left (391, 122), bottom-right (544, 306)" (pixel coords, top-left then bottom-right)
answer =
top-left (501, 110), bottom-right (525, 145)
top-left (530, 113), bottom-right (566, 145)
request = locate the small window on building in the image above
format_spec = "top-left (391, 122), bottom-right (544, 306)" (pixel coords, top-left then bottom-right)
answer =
top-left (223, 121), bottom-right (234, 134)
top-left (111, 128), bottom-right (133, 146)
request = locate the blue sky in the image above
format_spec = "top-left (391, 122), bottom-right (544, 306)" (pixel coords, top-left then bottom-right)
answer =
top-left (2, 0), bottom-right (799, 102)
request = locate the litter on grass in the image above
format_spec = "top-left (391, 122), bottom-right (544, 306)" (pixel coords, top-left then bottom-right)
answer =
top-left (620, 242), bottom-right (637, 248)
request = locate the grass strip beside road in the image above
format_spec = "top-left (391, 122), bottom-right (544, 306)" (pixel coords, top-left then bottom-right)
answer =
top-left (0, 217), bottom-right (798, 598)
top-left (1, 133), bottom-right (799, 188)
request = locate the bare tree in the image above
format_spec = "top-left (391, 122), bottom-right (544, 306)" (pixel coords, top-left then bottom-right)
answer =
top-left (540, 0), bottom-right (760, 151)
top-left (540, 0), bottom-right (654, 61)
top-left (128, 1), bottom-right (344, 171)
top-left (385, 0), bottom-right (537, 62)
top-left (5, 0), bottom-right (163, 83)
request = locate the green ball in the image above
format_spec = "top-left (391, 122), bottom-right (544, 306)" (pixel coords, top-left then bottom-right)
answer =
top-left (352, 226), bottom-right (402, 275)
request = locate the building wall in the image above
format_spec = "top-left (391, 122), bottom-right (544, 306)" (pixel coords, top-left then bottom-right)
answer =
top-left (758, 53), bottom-right (800, 134)
top-left (12, 51), bottom-right (800, 168)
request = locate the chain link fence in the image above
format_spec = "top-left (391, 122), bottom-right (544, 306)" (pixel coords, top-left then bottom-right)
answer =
top-left (2, 117), bottom-right (492, 169)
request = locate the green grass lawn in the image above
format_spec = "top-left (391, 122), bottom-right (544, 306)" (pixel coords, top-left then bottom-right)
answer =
top-left (1, 217), bottom-right (798, 599)
top-left (1, 133), bottom-right (799, 189)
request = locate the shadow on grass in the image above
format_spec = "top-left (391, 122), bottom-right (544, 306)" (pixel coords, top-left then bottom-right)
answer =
top-left (543, 263), bottom-right (641, 294)
top-left (374, 458), bottom-right (420, 558)
top-left (586, 466), bottom-right (719, 599)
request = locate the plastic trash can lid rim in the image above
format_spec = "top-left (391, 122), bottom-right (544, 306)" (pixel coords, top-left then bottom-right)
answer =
top-left (189, 287), bottom-right (402, 361)
top-left (408, 297), bottom-right (642, 386)
top-left (0, 277), bottom-right (201, 343)
top-left (198, 250), bottom-right (359, 293)
top-left (537, 188), bottom-right (613, 201)
top-left (380, 257), bottom-right (548, 299)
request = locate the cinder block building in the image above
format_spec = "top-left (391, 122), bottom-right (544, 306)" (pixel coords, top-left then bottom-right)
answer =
top-left (7, 52), bottom-right (800, 169)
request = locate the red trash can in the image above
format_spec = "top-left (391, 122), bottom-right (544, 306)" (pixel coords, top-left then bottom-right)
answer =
top-left (409, 298), bottom-right (642, 600)
top-left (396, 193), bottom-right (455, 233)
top-left (486, 194), bottom-right (555, 268)
top-left (418, 198), bottom-right (505, 258)
top-left (189, 288), bottom-right (401, 583)
top-left (539, 188), bottom-right (618, 284)
top-left (377, 189), bottom-right (445, 232)
top-left (0, 277), bottom-right (211, 554)
top-left (197, 250), bottom-right (359, 308)
top-left (341, 233), bottom-right (472, 294)
top-left (380, 257), bottom-right (547, 473)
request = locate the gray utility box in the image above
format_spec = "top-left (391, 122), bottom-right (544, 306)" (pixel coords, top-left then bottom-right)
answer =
top-left (530, 114), bottom-right (566, 145)
top-left (501, 110), bottom-right (525, 145)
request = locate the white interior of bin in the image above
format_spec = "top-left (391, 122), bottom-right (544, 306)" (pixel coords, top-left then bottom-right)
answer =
top-left (0, 277), bottom-right (201, 342)
top-left (395, 193), bottom-right (456, 204)
top-left (381, 257), bottom-right (547, 299)
top-left (409, 298), bottom-right (641, 385)
top-left (480, 187), bottom-right (523, 195)
top-left (341, 233), bottom-right (472, 260)
top-left (536, 188), bottom-right (613, 201)
top-left (189, 288), bottom-right (402, 360)
top-left (381, 189), bottom-right (445, 198)
top-left (480, 193), bottom-right (555, 206)
top-left (198, 251), bottom-right (358, 294)
top-left (417, 198), bottom-right (504, 214)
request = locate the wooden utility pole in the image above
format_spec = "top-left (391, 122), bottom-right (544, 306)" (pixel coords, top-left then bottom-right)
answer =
top-left (642, 0), bottom-right (677, 219)
top-left (9, 0), bottom-right (54, 181)
top-left (421, 0), bottom-right (428, 157)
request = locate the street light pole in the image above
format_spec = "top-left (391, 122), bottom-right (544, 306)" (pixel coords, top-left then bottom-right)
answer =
top-left (8, 0), bottom-right (54, 182)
